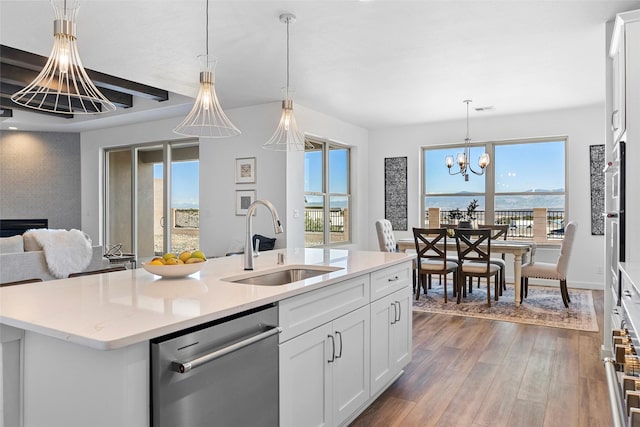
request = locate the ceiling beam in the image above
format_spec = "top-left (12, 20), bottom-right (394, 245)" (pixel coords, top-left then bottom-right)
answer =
top-left (0, 99), bottom-right (73, 119)
top-left (0, 45), bottom-right (169, 102)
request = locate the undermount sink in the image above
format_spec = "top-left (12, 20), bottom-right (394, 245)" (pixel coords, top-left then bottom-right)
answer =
top-left (224, 265), bottom-right (343, 286)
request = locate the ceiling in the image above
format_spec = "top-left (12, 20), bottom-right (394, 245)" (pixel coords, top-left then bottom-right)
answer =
top-left (1, 0), bottom-right (640, 133)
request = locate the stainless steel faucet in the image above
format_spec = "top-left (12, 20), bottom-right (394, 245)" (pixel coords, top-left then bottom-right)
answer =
top-left (244, 199), bottom-right (284, 270)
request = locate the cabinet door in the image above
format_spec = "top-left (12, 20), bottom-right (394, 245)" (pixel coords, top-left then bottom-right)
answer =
top-left (370, 294), bottom-right (394, 396)
top-left (611, 21), bottom-right (626, 143)
top-left (370, 288), bottom-right (413, 396)
top-left (390, 288), bottom-right (412, 371)
top-left (280, 322), bottom-right (333, 427)
top-left (332, 306), bottom-right (370, 426)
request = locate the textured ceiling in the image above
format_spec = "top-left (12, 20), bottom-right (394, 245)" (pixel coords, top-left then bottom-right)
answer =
top-left (1, 0), bottom-right (640, 132)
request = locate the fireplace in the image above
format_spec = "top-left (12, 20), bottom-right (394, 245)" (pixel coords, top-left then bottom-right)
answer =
top-left (0, 219), bottom-right (48, 237)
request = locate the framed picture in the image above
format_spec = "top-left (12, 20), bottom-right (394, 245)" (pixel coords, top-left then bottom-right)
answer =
top-left (235, 157), bottom-right (256, 184)
top-left (236, 190), bottom-right (256, 215)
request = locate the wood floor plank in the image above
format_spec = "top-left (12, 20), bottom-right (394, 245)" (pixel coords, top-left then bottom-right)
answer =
top-left (543, 381), bottom-right (579, 427)
top-left (352, 290), bottom-right (608, 427)
top-left (517, 347), bottom-right (554, 403)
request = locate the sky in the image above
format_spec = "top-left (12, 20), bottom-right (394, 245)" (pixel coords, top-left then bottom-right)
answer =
top-left (425, 140), bottom-right (565, 200)
top-left (157, 140), bottom-right (564, 211)
top-left (154, 161), bottom-right (199, 208)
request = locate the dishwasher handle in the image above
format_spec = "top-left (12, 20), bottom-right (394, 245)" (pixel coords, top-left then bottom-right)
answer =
top-left (171, 325), bottom-right (282, 374)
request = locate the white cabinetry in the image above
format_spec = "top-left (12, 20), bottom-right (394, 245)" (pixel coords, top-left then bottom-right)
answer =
top-left (370, 287), bottom-right (412, 396)
top-left (369, 263), bottom-right (412, 397)
top-left (604, 9), bottom-right (640, 355)
top-left (279, 261), bottom-right (413, 427)
top-left (610, 20), bottom-right (626, 144)
top-left (279, 305), bottom-right (370, 427)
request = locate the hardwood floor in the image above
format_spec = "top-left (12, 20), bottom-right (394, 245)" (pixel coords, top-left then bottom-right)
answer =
top-left (351, 290), bottom-right (609, 427)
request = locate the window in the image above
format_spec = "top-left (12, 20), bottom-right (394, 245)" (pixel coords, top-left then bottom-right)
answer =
top-left (104, 141), bottom-right (199, 261)
top-left (422, 137), bottom-right (566, 240)
top-left (304, 138), bottom-right (351, 247)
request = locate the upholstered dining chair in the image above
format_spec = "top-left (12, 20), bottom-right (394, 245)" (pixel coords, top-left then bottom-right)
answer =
top-left (455, 228), bottom-right (501, 307)
top-left (520, 221), bottom-right (577, 308)
top-left (376, 219), bottom-right (417, 287)
top-left (412, 228), bottom-right (458, 303)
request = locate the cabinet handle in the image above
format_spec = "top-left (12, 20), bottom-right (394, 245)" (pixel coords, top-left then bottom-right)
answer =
top-left (612, 109), bottom-right (619, 132)
top-left (387, 276), bottom-right (399, 282)
top-left (391, 302), bottom-right (398, 325)
top-left (335, 331), bottom-right (343, 359)
top-left (328, 334), bottom-right (335, 363)
top-left (395, 301), bottom-right (401, 323)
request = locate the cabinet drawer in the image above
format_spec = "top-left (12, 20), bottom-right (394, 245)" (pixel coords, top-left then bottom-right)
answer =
top-left (370, 262), bottom-right (412, 302)
top-left (279, 275), bottom-right (370, 342)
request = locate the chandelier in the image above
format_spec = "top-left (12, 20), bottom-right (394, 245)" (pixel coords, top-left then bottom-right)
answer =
top-left (445, 100), bottom-right (490, 181)
top-left (174, 0), bottom-right (240, 138)
top-left (263, 13), bottom-right (312, 151)
top-left (11, 0), bottom-right (116, 114)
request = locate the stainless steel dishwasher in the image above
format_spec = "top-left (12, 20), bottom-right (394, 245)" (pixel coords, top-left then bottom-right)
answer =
top-left (151, 304), bottom-right (280, 427)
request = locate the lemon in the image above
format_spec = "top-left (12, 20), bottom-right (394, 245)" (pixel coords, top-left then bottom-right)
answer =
top-left (191, 250), bottom-right (206, 260)
top-left (151, 257), bottom-right (165, 264)
top-left (178, 251), bottom-right (192, 262)
top-left (163, 253), bottom-right (177, 261)
top-left (165, 258), bottom-right (179, 265)
top-left (149, 260), bottom-right (164, 266)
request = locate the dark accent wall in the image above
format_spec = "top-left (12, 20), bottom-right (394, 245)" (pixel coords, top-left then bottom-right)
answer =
top-left (0, 131), bottom-right (81, 231)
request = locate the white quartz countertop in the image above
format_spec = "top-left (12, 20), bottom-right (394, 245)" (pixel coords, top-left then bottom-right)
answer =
top-left (0, 248), bottom-right (411, 350)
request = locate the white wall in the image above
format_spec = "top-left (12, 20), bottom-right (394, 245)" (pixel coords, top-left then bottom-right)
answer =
top-left (368, 104), bottom-right (606, 289)
top-left (80, 102), bottom-right (369, 258)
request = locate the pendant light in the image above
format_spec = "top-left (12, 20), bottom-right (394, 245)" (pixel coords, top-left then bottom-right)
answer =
top-left (174, 0), bottom-right (240, 138)
top-left (263, 13), bottom-right (312, 151)
top-left (11, 0), bottom-right (116, 114)
top-left (445, 100), bottom-right (490, 181)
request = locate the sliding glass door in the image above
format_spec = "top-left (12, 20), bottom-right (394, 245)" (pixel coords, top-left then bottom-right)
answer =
top-left (105, 140), bottom-right (199, 262)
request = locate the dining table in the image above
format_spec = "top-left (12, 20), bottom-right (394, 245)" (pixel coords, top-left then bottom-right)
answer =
top-left (396, 237), bottom-right (536, 307)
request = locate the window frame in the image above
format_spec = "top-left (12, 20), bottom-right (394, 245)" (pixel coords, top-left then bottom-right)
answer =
top-left (421, 136), bottom-right (568, 237)
top-left (304, 137), bottom-right (352, 247)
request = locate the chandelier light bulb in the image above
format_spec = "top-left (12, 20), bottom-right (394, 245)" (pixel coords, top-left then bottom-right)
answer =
top-left (445, 155), bottom-right (454, 168)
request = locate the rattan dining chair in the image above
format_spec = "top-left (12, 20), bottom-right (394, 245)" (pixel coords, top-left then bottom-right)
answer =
top-left (520, 221), bottom-right (577, 308)
top-left (455, 228), bottom-right (501, 307)
top-left (412, 227), bottom-right (459, 303)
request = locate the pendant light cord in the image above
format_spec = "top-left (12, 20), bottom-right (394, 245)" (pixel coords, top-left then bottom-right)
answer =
top-left (206, 0), bottom-right (209, 56)
top-left (286, 17), bottom-right (290, 100)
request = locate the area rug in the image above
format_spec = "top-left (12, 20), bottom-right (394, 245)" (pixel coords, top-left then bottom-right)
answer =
top-left (412, 283), bottom-right (599, 332)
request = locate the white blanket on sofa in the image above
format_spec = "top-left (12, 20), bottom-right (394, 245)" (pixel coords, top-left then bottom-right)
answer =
top-left (24, 229), bottom-right (92, 279)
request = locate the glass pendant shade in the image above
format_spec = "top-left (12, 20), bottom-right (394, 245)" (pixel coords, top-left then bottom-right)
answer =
top-left (174, 55), bottom-right (240, 138)
top-left (11, 0), bottom-right (116, 114)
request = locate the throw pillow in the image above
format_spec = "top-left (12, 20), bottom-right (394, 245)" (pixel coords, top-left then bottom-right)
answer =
top-left (0, 235), bottom-right (24, 254)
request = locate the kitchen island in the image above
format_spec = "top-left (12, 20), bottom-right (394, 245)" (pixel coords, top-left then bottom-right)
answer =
top-left (0, 248), bottom-right (412, 427)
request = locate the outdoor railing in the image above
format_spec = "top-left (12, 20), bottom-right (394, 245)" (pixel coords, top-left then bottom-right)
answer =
top-left (431, 209), bottom-right (565, 240)
top-left (305, 208), bottom-right (345, 232)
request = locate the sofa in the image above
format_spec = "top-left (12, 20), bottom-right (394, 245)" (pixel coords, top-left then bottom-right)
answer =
top-left (0, 233), bottom-right (107, 284)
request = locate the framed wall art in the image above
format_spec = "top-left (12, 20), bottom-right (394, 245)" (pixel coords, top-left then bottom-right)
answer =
top-left (235, 157), bottom-right (256, 184)
top-left (236, 190), bottom-right (256, 216)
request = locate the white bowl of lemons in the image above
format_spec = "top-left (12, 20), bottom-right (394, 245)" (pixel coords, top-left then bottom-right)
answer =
top-left (142, 251), bottom-right (207, 278)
